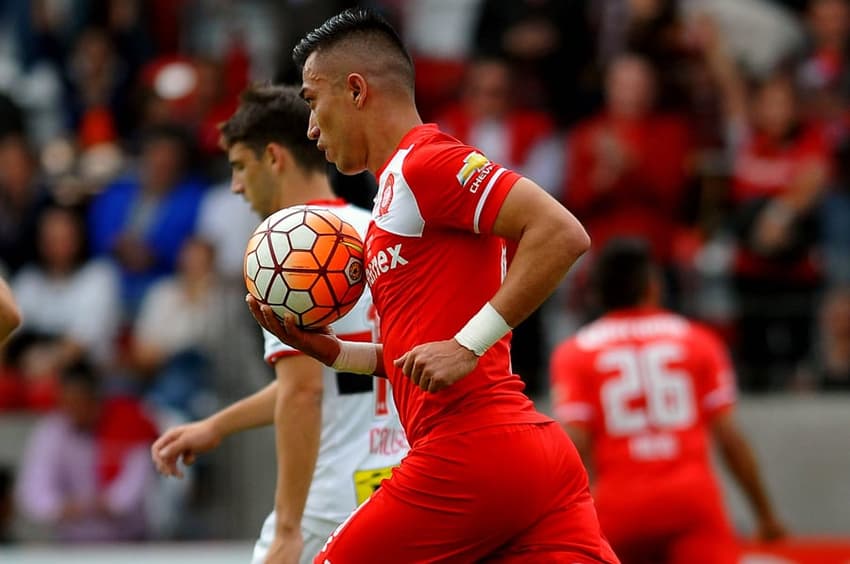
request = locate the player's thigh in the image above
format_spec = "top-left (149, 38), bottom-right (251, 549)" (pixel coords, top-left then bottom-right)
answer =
top-left (486, 425), bottom-right (619, 563)
top-left (314, 425), bottom-right (566, 563)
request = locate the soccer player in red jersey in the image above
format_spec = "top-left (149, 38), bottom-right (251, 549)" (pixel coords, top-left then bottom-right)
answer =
top-left (550, 239), bottom-right (786, 564)
top-left (246, 7), bottom-right (619, 564)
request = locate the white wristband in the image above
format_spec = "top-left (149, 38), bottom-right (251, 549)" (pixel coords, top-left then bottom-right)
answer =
top-left (454, 302), bottom-right (512, 357)
top-left (332, 341), bottom-right (378, 375)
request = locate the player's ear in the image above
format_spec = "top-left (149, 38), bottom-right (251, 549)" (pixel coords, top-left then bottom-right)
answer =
top-left (347, 73), bottom-right (367, 108)
top-left (266, 143), bottom-right (292, 173)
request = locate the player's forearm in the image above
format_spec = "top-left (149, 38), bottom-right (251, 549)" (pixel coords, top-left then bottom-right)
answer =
top-left (273, 378), bottom-right (322, 533)
top-left (333, 341), bottom-right (386, 377)
top-left (208, 381), bottom-right (277, 438)
top-left (718, 431), bottom-right (775, 520)
top-left (492, 208), bottom-right (589, 327)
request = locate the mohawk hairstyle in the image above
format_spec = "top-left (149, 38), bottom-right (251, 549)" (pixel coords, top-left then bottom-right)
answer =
top-left (219, 83), bottom-right (326, 172)
top-left (292, 8), bottom-right (414, 88)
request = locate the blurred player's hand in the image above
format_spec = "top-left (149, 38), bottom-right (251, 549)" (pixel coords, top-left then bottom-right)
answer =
top-left (151, 420), bottom-right (222, 478)
top-left (756, 515), bottom-right (788, 542)
top-left (394, 339), bottom-right (478, 393)
top-left (265, 529), bottom-right (304, 564)
top-left (246, 294), bottom-right (341, 367)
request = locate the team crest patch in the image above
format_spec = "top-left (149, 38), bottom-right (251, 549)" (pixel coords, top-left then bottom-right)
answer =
top-left (379, 174), bottom-right (394, 216)
top-left (456, 151), bottom-right (490, 187)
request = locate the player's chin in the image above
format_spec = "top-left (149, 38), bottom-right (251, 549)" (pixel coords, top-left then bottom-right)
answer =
top-left (332, 156), bottom-right (367, 176)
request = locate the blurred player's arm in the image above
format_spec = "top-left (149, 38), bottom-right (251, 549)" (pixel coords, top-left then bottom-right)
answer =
top-left (562, 423), bottom-right (593, 476)
top-left (0, 276), bottom-right (21, 344)
top-left (152, 381), bottom-right (278, 477)
top-left (266, 354), bottom-right (324, 563)
top-left (711, 411), bottom-right (787, 541)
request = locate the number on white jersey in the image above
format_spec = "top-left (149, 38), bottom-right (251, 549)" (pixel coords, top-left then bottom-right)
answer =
top-left (598, 342), bottom-right (696, 436)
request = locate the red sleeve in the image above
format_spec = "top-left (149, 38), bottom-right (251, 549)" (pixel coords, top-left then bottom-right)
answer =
top-left (550, 340), bottom-right (596, 427)
top-left (692, 326), bottom-right (737, 418)
top-left (403, 141), bottom-right (521, 235)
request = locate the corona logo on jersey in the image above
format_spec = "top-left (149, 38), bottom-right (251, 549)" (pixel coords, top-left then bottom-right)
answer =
top-left (365, 243), bottom-right (408, 286)
top-left (379, 174), bottom-right (395, 216)
top-left (456, 151), bottom-right (494, 193)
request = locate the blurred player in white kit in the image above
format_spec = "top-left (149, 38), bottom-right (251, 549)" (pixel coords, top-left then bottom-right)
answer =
top-left (152, 84), bottom-right (407, 564)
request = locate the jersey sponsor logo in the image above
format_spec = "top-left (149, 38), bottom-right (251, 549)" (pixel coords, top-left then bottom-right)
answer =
top-left (378, 174), bottom-right (395, 217)
top-left (366, 243), bottom-right (408, 285)
top-left (456, 151), bottom-right (494, 193)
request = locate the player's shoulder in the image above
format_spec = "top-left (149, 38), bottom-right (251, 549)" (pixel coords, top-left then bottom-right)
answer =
top-left (399, 125), bottom-right (484, 181)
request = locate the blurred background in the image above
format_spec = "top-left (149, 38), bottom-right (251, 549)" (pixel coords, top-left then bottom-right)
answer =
top-left (0, 0), bottom-right (848, 562)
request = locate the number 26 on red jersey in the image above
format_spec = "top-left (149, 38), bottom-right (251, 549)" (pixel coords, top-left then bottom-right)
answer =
top-left (598, 342), bottom-right (696, 436)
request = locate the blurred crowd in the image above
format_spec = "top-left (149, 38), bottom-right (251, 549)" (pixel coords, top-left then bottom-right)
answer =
top-left (0, 0), bottom-right (849, 543)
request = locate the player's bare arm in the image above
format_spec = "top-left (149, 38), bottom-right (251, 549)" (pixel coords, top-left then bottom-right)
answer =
top-left (268, 355), bottom-right (323, 564)
top-left (247, 294), bottom-right (387, 377)
top-left (396, 177), bottom-right (589, 393)
top-left (0, 276), bottom-right (21, 344)
top-left (711, 411), bottom-right (787, 541)
top-left (152, 380), bottom-right (278, 478)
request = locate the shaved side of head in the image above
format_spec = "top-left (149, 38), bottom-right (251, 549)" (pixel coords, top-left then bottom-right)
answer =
top-left (293, 8), bottom-right (415, 97)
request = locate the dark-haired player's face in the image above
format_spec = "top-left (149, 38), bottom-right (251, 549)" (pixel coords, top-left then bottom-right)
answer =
top-left (302, 53), bottom-right (366, 175)
top-left (228, 142), bottom-right (278, 216)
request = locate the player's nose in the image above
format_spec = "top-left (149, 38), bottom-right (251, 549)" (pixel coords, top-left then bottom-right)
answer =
top-left (307, 114), bottom-right (319, 141)
top-left (230, 178), bottom-right (244, 194)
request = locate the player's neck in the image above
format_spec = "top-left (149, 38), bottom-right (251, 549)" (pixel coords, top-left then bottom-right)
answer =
top-left (279, 169), bottom-right (335, 209)
top-left (365, 103), bottom-right (423, 175)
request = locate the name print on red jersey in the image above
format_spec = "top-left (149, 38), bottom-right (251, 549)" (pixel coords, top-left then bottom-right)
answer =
top-left (365, 243), bottom-right (408, 286)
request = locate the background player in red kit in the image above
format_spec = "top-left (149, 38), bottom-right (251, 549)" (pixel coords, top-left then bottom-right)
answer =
top-left (551, 239), bottom-right (786, 564)
top-left (247, 7), bottom-right (618, 564)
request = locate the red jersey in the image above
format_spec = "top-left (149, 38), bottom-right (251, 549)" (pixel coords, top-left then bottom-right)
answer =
top-left (367, 124), bottom-right (550, 447)
top-left (551, 308), bottom-right (736, 493)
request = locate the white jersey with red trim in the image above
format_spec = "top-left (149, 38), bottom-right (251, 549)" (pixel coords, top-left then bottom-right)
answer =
top-left (262, 202), bottom-right (408, 532)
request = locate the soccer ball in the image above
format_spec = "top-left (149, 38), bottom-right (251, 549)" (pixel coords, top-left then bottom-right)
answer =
top-left (244, 205), bottom-right (366, 328)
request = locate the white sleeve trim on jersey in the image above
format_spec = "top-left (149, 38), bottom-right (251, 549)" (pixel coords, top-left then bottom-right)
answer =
top-left (554, 402), bottom-right (595, 423)
top-left (703, 384), bottom-right (736, 410)
top-left (473, 167), bottom-right (507, 234)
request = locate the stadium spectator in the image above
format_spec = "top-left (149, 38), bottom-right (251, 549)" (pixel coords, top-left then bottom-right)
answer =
top-left (130, 237), bottom-right (223, 419)
top-left (563, 53), bottom-right (693, 310)
top-left (0, 134), bottom-right (54, 276)
top-left (87, 124), bottom-right (206, 317)
top-left (551, 238), bottom-right (786, 564)
top-left (473, 0), bottom-right (595, 125)
top-left (250, 9), bottom-right (617, 562)
top-left (15, 359), bottom-right (158, 542)
top-left (12, 206), bottom-right (121, 371)
top-left (795, 0), bottom-right (850, 147)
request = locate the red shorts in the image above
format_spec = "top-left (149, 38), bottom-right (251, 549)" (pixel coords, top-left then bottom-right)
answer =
top-left (595, 478), bottom-right (738, 564)
top-left (314, 422), bottom-right (618, 563)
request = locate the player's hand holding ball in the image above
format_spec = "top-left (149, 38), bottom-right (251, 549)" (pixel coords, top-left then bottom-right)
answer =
top-left (244, 205), bottom-right (366, 366)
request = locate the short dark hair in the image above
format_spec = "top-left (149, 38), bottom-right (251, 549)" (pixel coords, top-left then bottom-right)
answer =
top-left (60, 358), bottom-right (100, 395)
top-left (292, 8), bottom-right (414, 88)
top-left (219, 84), bottom-right (326, 172)
top-left (592, 239), bottom-right (654, 311)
